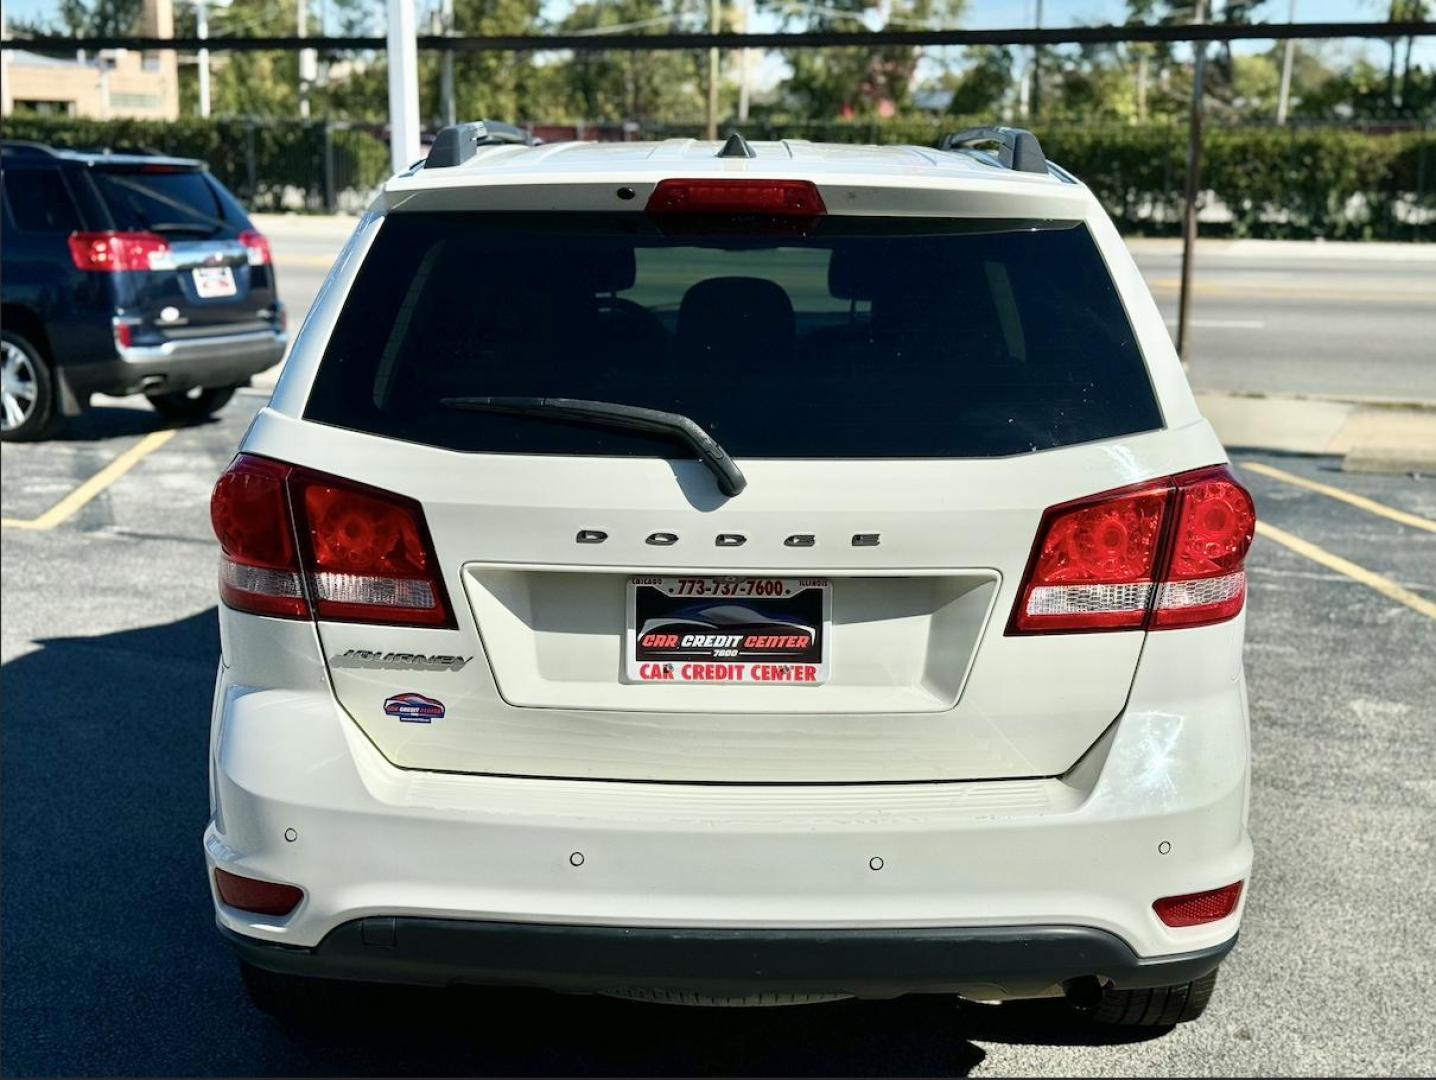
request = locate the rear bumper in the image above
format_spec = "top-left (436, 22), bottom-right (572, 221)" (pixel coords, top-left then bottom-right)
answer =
top-left (206, 619), bottom-right (1253, 1000)
top-left (67, 327), bottom-right (287, 397)
top-left (221, 917), bottom-right (1237, 999)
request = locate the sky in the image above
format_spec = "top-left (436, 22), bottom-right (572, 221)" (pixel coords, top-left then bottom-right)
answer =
top-left (2, 0), bottom-right (1428, 70)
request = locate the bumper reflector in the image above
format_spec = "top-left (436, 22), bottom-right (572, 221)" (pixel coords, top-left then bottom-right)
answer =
top-left (1153, 881), bottom-right (1244, 927)
top-left (214, 868), bottom-right (304, 916)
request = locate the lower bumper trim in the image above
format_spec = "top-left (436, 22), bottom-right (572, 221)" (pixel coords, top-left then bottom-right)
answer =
top-left (220, 918), bottom-right (1236, 999)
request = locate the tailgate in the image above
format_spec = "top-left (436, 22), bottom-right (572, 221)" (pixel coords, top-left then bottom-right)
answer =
top-left (89, 163), bottom-right (277, 331)
top-left (263, 429), bottom-right (1204, 785)
top-left (257, 200), bottom-right (1208, 783)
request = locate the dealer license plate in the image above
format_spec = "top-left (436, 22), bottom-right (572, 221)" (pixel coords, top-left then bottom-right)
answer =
top-left (626, 576), bottom-right (831, 685)
top-left (192, 265), bottom-right (237, 298)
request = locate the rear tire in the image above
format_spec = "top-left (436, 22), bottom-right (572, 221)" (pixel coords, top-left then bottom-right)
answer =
top-left (1084, 969), bottom-right (1219, 1027)
top-left (1, 331), bottom-right (58, 442)
top-left (146, 384), bottom-right (236, 421)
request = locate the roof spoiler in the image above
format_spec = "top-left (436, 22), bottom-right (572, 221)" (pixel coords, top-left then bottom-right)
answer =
top-left (937, 127), bottom-right (1049, 175)
top-left (425, 121), bottom-right (538, 169)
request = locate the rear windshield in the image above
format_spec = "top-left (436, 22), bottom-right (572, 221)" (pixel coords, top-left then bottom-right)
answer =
top-left (93, 168), bottom-right (232, 236)
top-left (305, 213), bottom-right (1161, 458)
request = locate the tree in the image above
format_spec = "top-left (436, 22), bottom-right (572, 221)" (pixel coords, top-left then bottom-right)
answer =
top-left (8, 0), bottom-right (141, 35)
top-left (172, 0), bottom-right (304, 118)
top-left (759, 0), bottom-right (966, 119)
top-left (554, 0), bottom-right (707, 123)
top-left (943, 46), bottom-right (1014, 118)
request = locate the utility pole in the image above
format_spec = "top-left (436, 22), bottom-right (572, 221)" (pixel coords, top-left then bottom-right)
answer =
top-left (1276, 0), bottom-right (1297, 124)
top-left (386, 0), bottom-right (421, 174)
top-left (1030, 0), bottom-right (1044, 119)
top-left (706, 0), bottom-right (720, 139)
top-left (297, 0), bottom-right (314, 119)
top-left (737, 0), bottom-right (753, 122)
top-left (1176, 0), bottom-right (1208, 367)
top-left (440, 0), bottom-right (456, 127)
top-left (196, 0), bottom-right (210, 118)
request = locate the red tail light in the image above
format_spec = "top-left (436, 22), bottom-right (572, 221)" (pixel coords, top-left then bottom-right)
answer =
top-left (68, 231), bottom-right (173, 272)
top-left (238, 229), bottom-right (272, 266)
top-left (214, 869), bottom-right (304, 916)
top-left (211, 456), bottom-right (309, 619)
top-left (1151, 472), bottom-right (1256, 629)
top-left (1009, 465), bottom-right (1255, 634)
top-left (210, 454), bottom-right (452, 627)
top-left (1153, 881), bottom-right (1243, 927)
top-left (293, 476), bottom-right (450, 626)
top-left (646, 179), bottom-right (827, 218)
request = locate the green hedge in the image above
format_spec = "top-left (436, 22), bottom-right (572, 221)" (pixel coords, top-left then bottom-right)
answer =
top-left (4, 114), bottom-right (1430, 238)
top-left (660, 119), bottom-right (1435, 240)
top-left (1039, 125), bottom-right (1435, 240)
top-left (0, 115), bottom-right (391, 212)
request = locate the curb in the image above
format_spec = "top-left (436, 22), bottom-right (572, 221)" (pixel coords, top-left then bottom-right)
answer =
top-left (1342, 446), bottom-right (1436, 476)
top-left (1197, 393), bottom-right (1436, 475)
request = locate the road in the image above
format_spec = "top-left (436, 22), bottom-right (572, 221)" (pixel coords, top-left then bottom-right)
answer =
top-left (1129, 242), bottom-right (1436, 404)
top-left (2, 392), bottom-right (1434, 1076)
top-left (260, 220), bottom-right (1436, 405)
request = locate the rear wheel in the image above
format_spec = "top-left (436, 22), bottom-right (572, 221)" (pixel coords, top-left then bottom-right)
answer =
top-left (146, 384), bottom-right (236, 421)
top-left (1, 331), bottom-right (57, 442)
top-left (1080, 969), bottom-right (1219, 1027)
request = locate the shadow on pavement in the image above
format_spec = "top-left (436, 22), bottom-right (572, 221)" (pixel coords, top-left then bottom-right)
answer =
top-left (0, 611), bottom-right (1168, 1077)
top-left (44, 399), bottom-right (223, 443)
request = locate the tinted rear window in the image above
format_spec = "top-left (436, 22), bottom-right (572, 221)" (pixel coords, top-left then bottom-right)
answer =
top-left (3, 168), bottom-right (82, 233)
top-left (93, 168), bottom-right (230, 236)
top-left (305, 213), bottom-right (1161, 458)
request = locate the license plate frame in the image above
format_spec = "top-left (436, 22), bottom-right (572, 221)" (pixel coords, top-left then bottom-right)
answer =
top-left (192, 265), bottom-right (237, 299)
top-left (626, 576), bottom-right (831, 685)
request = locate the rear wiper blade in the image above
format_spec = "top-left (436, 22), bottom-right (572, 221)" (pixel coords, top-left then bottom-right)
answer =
top-left (440, 396), bottom-right (747, 497)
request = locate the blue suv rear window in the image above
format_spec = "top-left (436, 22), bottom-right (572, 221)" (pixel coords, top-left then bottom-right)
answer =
top-left (305, 213), bottom-right (1162, 458)
top-left (93, 169), bottom-right (229, 236)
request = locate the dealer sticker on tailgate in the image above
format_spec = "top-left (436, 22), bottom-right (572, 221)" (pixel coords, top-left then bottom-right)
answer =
top-left (626, 577), bottom-right (831, 685)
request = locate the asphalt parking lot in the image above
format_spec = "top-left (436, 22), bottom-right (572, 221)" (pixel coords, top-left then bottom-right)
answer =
top-left (2, 388), bottom-right (1433, 1077)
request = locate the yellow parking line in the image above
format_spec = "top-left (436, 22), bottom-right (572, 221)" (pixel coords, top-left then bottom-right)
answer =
top-left (1255, 521), bottom-right (1436, 620)
top-left (1241, 462), bottom-right (1436, 535)
top-left (0, 429), bottom-right (176, 531)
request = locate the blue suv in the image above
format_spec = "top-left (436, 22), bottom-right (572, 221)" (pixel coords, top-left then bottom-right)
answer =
top-left (1, 141), bottom-right (287, 440)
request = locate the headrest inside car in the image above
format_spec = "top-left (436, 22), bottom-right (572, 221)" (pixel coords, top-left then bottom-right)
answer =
top-left (578, 247), bottom-right (637, 294)
top-left (678, 277), bottom-right (795, 351)
top-left (827, 246), bottom-right (876, 301)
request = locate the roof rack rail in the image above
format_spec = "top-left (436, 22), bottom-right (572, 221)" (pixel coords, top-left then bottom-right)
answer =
top-left (425, 121), bottom-right (538, 169)
top-left (937, 127), bottom-right (1048, 175)
top-left (0, 140), bottom-right (58, 157)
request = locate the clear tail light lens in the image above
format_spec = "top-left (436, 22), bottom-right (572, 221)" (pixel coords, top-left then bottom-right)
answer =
top-left (238, 229), bottom-right (272, 266)
top-left (1153, 881), bottom-right (1244, 927)
top-left (68, 231), bottom-right (173, 272)
top-left (210, 455), bottom-right (452, 627)
top-left (1010, 466), bottom-right (1255, 634)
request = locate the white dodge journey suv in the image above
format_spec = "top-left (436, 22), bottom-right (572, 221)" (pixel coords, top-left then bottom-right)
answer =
top-left (206, 123), bottom-right (1255, 1027)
